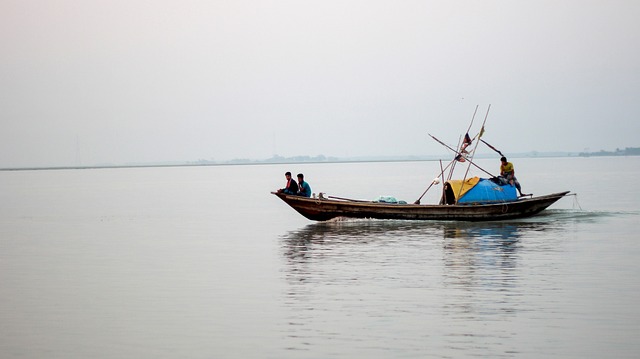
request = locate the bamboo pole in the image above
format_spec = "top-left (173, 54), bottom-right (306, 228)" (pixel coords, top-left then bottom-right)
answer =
top-left (456, 105), bottom-right (491, 202)
top-left (428, 133), bottom-right (495, 178)
top-left (465, 105), bottom-right (479, 137)
top-left (447, 135), bottom-right (461, 181)
top-left (413, 160), bottom-right (453, 204)
top-left (439, 159), bottom-right (446, 205)
top-left (448, 106), bottom-right (478, 181)
top-left (480, 139), bottom-right (504, 157)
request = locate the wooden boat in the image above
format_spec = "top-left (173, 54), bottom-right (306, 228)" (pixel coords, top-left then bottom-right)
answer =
top-left (273, 106), bottom-right (571, 221)
top-left (272, 189), bottom-right (570, 222)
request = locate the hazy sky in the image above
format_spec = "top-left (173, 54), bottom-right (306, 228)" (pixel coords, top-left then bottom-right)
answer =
top-left (1, 0), bottom-right (639, 167)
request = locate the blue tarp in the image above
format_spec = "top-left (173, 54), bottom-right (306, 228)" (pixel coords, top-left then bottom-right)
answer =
top-left (457, 178), bottom-right (518, 204)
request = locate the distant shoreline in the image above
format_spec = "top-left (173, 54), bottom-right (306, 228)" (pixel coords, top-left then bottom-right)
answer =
top-left (2, 149), bottom-right (638, 172)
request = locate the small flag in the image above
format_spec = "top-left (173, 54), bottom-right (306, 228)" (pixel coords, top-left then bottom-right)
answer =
top-left (455, 154), bottom-right (466, 162)
top-left (478, 126), bottom-right (485, 139)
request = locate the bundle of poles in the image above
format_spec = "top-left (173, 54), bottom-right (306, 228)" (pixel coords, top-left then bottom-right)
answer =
top-left (414, 104), bottom-right (508, 205)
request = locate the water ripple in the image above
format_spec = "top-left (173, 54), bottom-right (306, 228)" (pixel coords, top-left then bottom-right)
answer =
top-left (276, 213), bottom-right (610, 357)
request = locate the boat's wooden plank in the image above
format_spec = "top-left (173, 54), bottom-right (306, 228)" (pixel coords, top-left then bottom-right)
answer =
top-left (273, 191), bottom-right (570, 222)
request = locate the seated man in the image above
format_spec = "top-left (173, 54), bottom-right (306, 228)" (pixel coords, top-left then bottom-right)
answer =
top-left (500, 156), bottom-right (529, 196)
top-left (296, 173), bottom-right (312, 197)
top-left (277, 171), bottom-right (298, 195)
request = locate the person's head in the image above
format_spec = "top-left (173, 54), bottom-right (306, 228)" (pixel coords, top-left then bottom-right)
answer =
top-left (285, 171), bottom-right (292, 178)
top-left (500, 156), bottom-right (507, 163)
top-left (297, 173), bottom-right (304, 182)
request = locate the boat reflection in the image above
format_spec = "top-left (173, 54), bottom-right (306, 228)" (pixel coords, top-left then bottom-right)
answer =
top-left (281, 212), bottom-right (571, 261)
top-left (279, 214), bottom-right (572, 293)
top-left (278, 211), bottom-right (583, 349)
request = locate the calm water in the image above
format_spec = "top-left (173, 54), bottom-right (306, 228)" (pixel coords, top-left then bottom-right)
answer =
top-left (1, 157), bottom-right (639, 358)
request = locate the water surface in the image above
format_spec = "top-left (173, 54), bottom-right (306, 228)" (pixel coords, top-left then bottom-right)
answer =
top-left (1, 157), bottom-right (639, 358)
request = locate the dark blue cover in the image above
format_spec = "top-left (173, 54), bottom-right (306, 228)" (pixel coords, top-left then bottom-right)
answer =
top-left (458, 178), bottom-right (518, 204)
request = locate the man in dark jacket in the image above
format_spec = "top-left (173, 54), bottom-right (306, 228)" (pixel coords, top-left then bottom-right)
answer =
top-left (277, 171), bottom-right (299, 195)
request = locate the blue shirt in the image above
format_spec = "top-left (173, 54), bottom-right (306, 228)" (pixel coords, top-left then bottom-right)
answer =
top-left (298, 181), bottom-right (312, 197)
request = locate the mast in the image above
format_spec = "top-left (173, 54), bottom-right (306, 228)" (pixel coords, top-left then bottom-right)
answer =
top-left (456, 104), bottom-right (491, 203)
top-left (448, 105), bottom-right (478, 181)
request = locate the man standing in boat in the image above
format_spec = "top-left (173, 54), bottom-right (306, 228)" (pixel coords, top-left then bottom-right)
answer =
top-left (296, 173), bottom-right (312, 198)
top-left (277, 171), bottom-right (299, 195)
top-left (500, 157), bottom-right (529, 197)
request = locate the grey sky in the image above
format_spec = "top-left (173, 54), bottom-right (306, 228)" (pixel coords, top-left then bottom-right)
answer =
top-left (1, 0), bottom-right (639, 168)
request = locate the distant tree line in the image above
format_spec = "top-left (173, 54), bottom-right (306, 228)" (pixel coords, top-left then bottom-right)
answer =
top-left (195, 154), bottom-right (340, 165)
top-left (261, 154), bottom-right (338, 163)
top-left (579, 147), bottom-right (640, 157)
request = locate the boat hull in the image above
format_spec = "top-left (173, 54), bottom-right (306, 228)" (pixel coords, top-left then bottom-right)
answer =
top-left (272, 191), bottom-right (571, 222)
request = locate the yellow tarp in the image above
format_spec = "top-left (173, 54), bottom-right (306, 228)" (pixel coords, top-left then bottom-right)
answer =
top-left (446, 177), bottom-right (480, 201)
